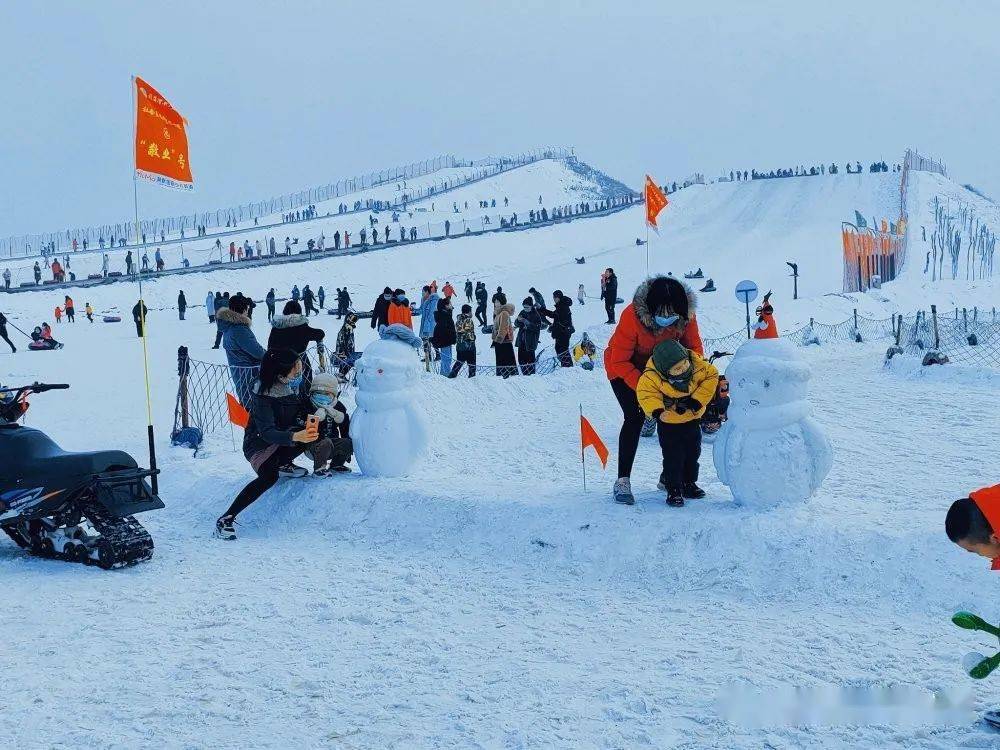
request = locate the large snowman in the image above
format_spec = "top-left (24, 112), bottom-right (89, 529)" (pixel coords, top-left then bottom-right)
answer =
top-left (712, 337), bottom-right (831, 509)
top-left (350, 335), bottom-right (428, 477)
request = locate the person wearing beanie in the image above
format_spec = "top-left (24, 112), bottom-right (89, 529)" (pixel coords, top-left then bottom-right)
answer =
top-left (514, 296), bottom-right (545, 375)
top-left (540, 289), bottom-right (574, 367)
top-left (302, 372), bottom-right (353, 476)
top-left (605, 275), bottom-right (704, 505)
top-left (387, 289), bottom-right (413, 329)
top-left (371, 286), bottom-right (393, 330)
top-left (474, 282), bottom-right (489, 326)
top-left (636, 339), bottom-right (718, 507)
top-left (753, 291), bottom-right (779, 339)
top-left (451, 304), bottom-right (477, 377)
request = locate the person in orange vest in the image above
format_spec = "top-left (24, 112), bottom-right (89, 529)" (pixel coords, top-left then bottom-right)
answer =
top-left (54, 306), bottom-right (63, 323)
top-left (386, 289), bottom-right (413, 329)
top-left (51, 258), bottom-right (63, 282)
top-left (753, 291), bottom-right (778, 339)
top-left (947, 486), bottom-right (1000, 569)
top-left (64, 296), bottom-right (75, 322)
top-left (442, 281), bottom-right (456, 299)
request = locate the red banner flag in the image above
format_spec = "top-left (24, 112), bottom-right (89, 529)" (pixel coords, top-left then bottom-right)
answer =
top-left (134, 76), bottom-right (194, 190)
top-left (226, 392), bottom-right (249, 428)
top-left (580, 415), bottom-right (609, 469)
top-left (645, 175), bottom-right (668, 229)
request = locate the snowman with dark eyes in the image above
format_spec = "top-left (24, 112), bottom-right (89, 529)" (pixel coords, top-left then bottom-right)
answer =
top-left (712, 337), bottom-right (831, 509)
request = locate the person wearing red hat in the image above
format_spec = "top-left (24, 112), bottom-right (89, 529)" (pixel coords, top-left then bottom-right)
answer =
top-left (946, 485), bottom-right (1000, 569)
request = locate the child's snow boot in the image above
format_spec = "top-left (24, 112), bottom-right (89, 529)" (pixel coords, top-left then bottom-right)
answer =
top-left (613, 477), bottom-right (635, 505)
top-left (683, 482), bottom-right (706, 499)
top-left (666, 490), bottom-right (685, 507)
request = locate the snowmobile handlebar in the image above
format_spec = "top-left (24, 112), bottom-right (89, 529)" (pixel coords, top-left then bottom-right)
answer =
top-left (707, 351), bottom-right (732, 363)
top-left (0, 382), bottom-right (69, 397)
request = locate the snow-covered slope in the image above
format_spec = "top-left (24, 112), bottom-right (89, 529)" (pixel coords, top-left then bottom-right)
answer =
top-left (2, 158), bottom-right (999, 748)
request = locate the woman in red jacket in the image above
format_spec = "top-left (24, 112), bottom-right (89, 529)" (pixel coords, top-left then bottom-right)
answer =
top-left (605, 275), bottom-right (703, 505)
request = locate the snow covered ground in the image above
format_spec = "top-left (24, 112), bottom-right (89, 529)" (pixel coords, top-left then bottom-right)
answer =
top-left (2, 160), bottom-right (1000, 748)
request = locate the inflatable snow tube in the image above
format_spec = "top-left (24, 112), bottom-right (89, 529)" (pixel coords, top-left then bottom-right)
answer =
top-left (103, 315), bottom-right (122, 323)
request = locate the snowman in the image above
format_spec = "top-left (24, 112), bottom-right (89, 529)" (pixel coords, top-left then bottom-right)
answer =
top-left (712, 337), bottom-right (831, 509)
top-left (350, 335), bottom-right (428, 477)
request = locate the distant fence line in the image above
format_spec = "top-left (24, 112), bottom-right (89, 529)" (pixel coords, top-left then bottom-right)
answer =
top-left (1, 146), bottom-right (574, 260)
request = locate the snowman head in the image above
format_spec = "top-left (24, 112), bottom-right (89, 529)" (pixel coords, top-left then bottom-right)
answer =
top-left (356, 338), bottom-right (420, 394)
top-left (726, 338), bottom-right (810, 410)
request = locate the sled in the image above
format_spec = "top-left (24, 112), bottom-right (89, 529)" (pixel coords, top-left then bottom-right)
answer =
top-left (102, 316), bottom-right (122, 323)
top-left (684, 270), bottom-right (704, 279)
top-left (985, 711), bottom-right (1000, 730)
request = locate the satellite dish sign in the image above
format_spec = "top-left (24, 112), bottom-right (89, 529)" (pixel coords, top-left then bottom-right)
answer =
top-left (735, 279), bottom-right (759, 304)
top-left (735, 280), bottom-right (759, 339)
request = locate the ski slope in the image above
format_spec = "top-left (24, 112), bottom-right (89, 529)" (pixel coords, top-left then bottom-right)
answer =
top-left (2, 159), bottom-right (999, 748)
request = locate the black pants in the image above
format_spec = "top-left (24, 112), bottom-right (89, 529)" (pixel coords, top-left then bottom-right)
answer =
top-left (1, 330), bottom-right (14, 353)
top-left (517, 346), bottom-right (536, 375)
top-left (494, 342), bottom-right (516, 377)
top-left (304, 302), bottom-right (317, 316)
top-left (266, 304), bottom-right (275, 321)
top-left (135, 320), bottom-right (144, 338)
top-left (450, 349), bottom-right (476, 377)
top-left (611, 377), bottom-right (669, 479)
top-left (475, 305), bottom-right (487, 326)
top-left (554, 335), bottom-right (572, 367)
top-left (223, 445), bottom-right (307, 519)
top-left (605, 301), bottom-right (616, 323)
top-left (658, 419), bottom-right (702, 492)
top-left (213, 328), bottom-right (223, 348)
top-left (179, 308), bottom-right (185, 320)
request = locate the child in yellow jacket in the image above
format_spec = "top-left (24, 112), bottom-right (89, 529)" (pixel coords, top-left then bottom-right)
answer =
top-left (636, 339), bottom-right (719, 506)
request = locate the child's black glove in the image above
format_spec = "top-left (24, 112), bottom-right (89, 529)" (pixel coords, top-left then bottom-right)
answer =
top-left (680, 396), bottom-right (702, 412)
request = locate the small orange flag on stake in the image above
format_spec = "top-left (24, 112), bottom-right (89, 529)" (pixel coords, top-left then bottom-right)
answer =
top-left (226, 392), bottom-right (249, 428)
top-left (645, 175), bottom-right (668, 229)
top-left (580, 413), bottom-right (609, 469)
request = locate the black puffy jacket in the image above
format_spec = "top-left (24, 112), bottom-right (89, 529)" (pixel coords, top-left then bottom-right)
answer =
top-left (432, 301), bottom-right (457, 348)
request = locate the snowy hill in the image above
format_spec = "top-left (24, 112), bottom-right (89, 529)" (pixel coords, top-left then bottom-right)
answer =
top-left (3, 155), bottom-right (1000, 748)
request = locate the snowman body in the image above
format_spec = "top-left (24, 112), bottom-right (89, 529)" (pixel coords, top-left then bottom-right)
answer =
top-left (713, 337), bottom-right (831, 510)
top-left (350, 337), bottom-right (428, 477)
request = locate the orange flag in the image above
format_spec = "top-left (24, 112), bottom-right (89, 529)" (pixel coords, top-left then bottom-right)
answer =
top-left (645, 175), bottom-right (668, 229)
top-left (134, 76), bottom-right (194, 190)
top-left (226, 392), bottom-right (249, 428)
top-left (580, 415), bottom-right (609, 469)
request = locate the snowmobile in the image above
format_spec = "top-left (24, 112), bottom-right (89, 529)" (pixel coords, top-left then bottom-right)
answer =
top-left (683, 268), bottom-right (704, 279)
top-left (700, 278), bottom-right (717, 293)
top-left (700, 351), bottom-right (732, 440)
top-left (0, 382), bottom-right (163, 569)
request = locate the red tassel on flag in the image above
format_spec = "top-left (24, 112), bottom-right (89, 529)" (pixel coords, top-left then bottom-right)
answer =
top-left (226, 392), bottom-right (249, 428)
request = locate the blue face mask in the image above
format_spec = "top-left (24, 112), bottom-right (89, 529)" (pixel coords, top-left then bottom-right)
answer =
top-left (654, 314), bottom-right (679, 328)
top-left (286, 374), bottom-right (304, 391)
top-left (311, 393), bottom-right (333, 407)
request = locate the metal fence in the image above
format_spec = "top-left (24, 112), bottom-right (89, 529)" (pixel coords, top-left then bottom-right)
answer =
top-left (1, 147), bottom-right (574, 260)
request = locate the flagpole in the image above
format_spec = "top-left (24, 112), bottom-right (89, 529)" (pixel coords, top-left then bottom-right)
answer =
top-left (580, 403), bottom-right (586, 492)
top-left (131, 75), bottom-right (158, 494)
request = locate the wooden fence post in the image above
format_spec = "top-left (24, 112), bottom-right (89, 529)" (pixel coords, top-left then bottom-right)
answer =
top-left (931, 305), bottom-right (940, 349)
top-left (177, 346), bottom-right (190, 429)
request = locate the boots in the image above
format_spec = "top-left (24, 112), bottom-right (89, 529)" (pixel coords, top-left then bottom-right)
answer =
top-left (612, 477), bottom-right (635, 505)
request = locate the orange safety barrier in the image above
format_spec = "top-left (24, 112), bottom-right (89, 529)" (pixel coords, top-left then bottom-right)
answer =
top-left (842, 222), bottom-right (904, 292)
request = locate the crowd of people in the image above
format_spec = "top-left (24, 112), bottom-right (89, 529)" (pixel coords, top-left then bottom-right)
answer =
top-left (725, 160), bottom-right (901, 182)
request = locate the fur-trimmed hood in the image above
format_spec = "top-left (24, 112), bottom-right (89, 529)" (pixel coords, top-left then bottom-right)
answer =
top-left (632, 276), bottom-right (697, 332)
top-left (216, 307), bottom-right (252, 327)
top-left (270, 313), bottom-right (309, 329)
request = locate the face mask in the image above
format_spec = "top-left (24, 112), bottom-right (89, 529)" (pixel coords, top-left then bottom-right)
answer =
top-left (654, 314), bottom-right (679, 328)
top-left (311, 393), bottom-right (333, 407)
top-left (286, 374), bottom-right (303, 391)
top-left (383, 294), bottom-right (391, 300)
top-left (523, 306), bottom-right (533, 313)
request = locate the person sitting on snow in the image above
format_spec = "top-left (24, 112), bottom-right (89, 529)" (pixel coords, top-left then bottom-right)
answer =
top-left (753, 291), bottom-right (778, 339)
top-left (946, 486), bottom-right (1000, 569)
top-left (636, 339), bottom-right (719, 507)
top-left (302, 373), bottom-right (353, 476)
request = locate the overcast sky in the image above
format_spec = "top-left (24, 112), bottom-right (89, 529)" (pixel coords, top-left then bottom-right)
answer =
top-left (1, 0), bottom-right (996, 238)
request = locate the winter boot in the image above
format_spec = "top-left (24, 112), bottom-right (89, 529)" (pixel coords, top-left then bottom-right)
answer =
top-left (666, 490), bottom-right (685, 507)
top-left (613, 477), bottom-right (635, 505)
top-left (700, 279), bottom-right (716, 293)
top-left (215, 515), bottom-right (237, 540)
top-left (656, 472), bottom-right (668, 492)
top-left (279, 464), bottom-right (309, 478)
top-left (683, 482), bottom-right (706, 499)
top-left (640, 416), bottom-right (657, 438)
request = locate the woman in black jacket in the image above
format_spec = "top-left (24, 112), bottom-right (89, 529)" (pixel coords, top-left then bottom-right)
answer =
top-left (267, 300), bottom-right (325, 392)
top-left (541, 290), bottom-right (574, 367)
top-left (514, 297), bottom-right (545, 375)
top-left (370, 286), bottom-right (393, 330)
top-left (215, 348), bottom-right (319, 539)
top-left (431, 297), bottom-right (456, 376)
